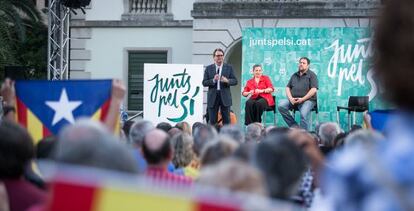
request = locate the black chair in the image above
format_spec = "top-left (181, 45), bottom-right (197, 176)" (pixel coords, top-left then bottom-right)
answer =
top-left (337, 96), bottom-right (369, 131)
top-left (262, 96), bottom-right (277, 126)
top-left (290, 100), bottom-right (319, 130)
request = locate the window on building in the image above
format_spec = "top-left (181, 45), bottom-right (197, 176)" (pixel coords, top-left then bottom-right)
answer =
top-left (128, 51), bottom-right (167, 111)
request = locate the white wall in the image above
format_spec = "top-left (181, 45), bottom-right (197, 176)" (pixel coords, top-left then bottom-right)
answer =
top-left (84, 28), bottom-right (193, 79)
top-left (171, 0), bottom-right (196, 20)
top-left (86, 0), bottom-right (124, 21)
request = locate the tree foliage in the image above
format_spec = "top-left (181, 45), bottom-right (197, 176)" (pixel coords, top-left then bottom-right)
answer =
top-left (0, 0), bottom-right (46, 79)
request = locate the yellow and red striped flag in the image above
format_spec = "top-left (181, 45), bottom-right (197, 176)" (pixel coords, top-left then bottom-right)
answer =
top-left (48, 179), bottom-right (242, 211)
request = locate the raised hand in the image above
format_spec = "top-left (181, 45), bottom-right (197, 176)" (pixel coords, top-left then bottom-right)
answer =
top-left (111, 79), bottom-right (126, 102)
top-left (0, 78), bottom-right (16, 106)
top-left (214, 74), bottom-right (220, 82)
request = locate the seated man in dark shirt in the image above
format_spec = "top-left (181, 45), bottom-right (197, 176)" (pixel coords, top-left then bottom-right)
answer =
top-left (278, 57), bottom-right (318, 130)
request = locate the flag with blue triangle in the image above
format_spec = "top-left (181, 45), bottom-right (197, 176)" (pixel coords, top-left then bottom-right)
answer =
top-left (15, 80), bottom-right (112, 143)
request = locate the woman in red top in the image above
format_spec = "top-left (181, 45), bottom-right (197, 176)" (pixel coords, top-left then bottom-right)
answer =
top-left (242, 64), bottom-right (275, 125)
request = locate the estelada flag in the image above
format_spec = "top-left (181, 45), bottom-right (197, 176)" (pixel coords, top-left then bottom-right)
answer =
top-left (15, 80), bottom-right (112, 143)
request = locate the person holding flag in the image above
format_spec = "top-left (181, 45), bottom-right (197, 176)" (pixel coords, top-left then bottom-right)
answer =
top-left (0, 78), bottom-right (127, 140)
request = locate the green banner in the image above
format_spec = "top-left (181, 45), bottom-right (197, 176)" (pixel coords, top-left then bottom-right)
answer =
top-left (242, 27), bottom-right (387, 130)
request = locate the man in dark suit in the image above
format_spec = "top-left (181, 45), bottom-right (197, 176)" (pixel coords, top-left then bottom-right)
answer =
top-left (202, 48), bottom-right (238, 126)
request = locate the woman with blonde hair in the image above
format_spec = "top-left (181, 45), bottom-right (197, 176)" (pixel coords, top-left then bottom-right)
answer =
top-left (175, 121), bottom-right (191, 135)
top-left (171, 133), bottom-right (199, 179)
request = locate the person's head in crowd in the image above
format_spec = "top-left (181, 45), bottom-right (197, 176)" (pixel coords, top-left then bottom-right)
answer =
top-left (309, 131), bottom-right (320, 145)
top-left (129, 120), bottom-right (154, 148)
top-left (193, 124), bottom-right (217, 157)
top-left (156, 122), bottom-right (172, 133)
top-left (333, 132), bottom-right (347, 148)
top-left (254, 134), bottom-right (307, 200)
top-left (314, 122), bottom-right (322, 136)
top-left (0, 120), bottom-right (34, 179)
top-left (175, 121), bottom-right (191, 135)
top-left (198, 158), bottom-right (267, 196)
top-left (374, 0), bottom-right (414, 110)
top-left (265, 126), bottom-right (291, 137)
top-left (31, 136), bottom-right (58, 189)
top-left (55, 119), bottom-right (139, 173)
top-left (288, 129), bottom-right (325, 173)
top-left (350, 124), bottom-right (362, 133)
top-left (122, 120), bottom-right (135, 141)
top-left (245, 123), bottom-right (263, 143)
top-left (167, 127), bottom-right (182, 138)
top-left (58, 119), bottom-right (109, 143)
top-left (318, 122), bottom-right (341, 147)
top-left (263, 125), bottom-right (276, 134)
top-left (232, 142), bottom-right (256, 163)
top-left (220, 125), bottom-right (244, 143)
top-left (344, 129), bottom-right (384, 148)
top-left (192, 122), bottom-right (204, 136)
top-left (142, 129), bottom-right (172, 167)
top-left (322, 1), bottom-right (414, 210)
top-left (36, 136), bottom-right (58, 159)
top-left (171, 133), bottom-right (194, 168)
top-left (200, 135), bottom-right (239, 167)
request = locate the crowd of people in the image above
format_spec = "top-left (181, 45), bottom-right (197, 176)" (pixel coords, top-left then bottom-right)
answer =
top-left (0, 110), bottom-right (385, 210)
top-left (2, 0), bottom-right (414, 210)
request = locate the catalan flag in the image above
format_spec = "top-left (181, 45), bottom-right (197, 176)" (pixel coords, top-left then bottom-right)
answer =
top-left (42, 163), bottom-right (297, 211)
top-left (48, 177), bottom-right (242, 211)
top-left (15, 80), bottom-right (112, 143)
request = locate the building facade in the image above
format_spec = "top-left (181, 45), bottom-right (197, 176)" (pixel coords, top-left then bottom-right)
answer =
top-left (69, 0), bottom-right (381, 119)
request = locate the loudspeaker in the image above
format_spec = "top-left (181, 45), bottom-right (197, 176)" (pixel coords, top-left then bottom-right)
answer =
top-left (61, 0), bottom-right (91, 9)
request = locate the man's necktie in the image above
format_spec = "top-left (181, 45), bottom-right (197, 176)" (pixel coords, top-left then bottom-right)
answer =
top-left (216, 67), bottom-right (221, 90)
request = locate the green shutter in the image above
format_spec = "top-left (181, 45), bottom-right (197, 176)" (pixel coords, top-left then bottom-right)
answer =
top-left (128, 52), bottom-right (167, 111)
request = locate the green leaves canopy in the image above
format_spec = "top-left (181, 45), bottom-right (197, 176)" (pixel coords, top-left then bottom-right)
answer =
top-left (0, 0), bottom-right (46, 78)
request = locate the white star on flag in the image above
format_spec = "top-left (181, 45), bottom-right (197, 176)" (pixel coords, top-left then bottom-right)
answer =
top-left (45, 89), bottom-right (82, 125)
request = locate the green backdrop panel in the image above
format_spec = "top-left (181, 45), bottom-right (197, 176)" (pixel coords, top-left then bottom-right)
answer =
top-left (241, 27), bottom-right (387, 130)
